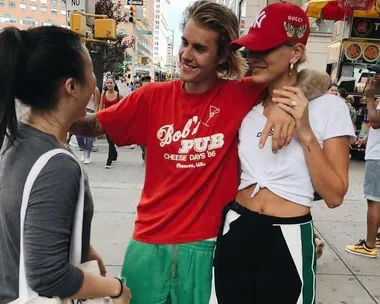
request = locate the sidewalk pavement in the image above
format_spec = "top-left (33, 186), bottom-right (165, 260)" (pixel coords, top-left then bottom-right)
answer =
top-left (75, 140), bottom-right (380, 304)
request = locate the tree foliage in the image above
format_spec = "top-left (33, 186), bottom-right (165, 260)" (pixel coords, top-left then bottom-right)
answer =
top-left (86, 0), bottom-right (134, 76)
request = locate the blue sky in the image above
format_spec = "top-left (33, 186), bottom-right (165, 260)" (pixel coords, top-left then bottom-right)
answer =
top-left (167, 0), bottom-right (193, 55)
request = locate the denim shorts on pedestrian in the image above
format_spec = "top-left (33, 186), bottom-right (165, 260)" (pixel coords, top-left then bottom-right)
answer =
top-left (364, 160), bottom-right (380, 202)
top-left (121, 239), bottom-right (215, 304)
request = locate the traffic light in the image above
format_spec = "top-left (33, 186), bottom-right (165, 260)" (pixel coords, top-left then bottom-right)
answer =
top-left (128, 6), bottom-right (136, 23)
top-left (94, 18), bottom-right (116, 39)
top-left (70, 13), bottom-right (86, 36)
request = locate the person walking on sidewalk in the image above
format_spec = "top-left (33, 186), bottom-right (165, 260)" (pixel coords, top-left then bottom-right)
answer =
top-left (76, 87), bottom-right (100, 164)
top-left (101, 76), bottom-right (122, 169)
top-left (0, 26), bottom-right (131, 304)
top-left (69, 1), bottom-right (297, 302)
top-left (346, 74), bottom-right (380, 258)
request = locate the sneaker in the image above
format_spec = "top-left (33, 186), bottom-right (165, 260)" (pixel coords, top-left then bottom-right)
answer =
top-left (315, 238), bottom-right (325, 260)
top-left (92, 145), bottom-right (98, 152)
top-left (376, 233), bottom-right (380, 248)
top-left (105, 159), bottom-right (112, 169)
top-left (80, 151), bottom-right (85, 162)
top-left (84, 157), bottom-right (92, 164)
top-left (345, 240), bottom-right (377, 258)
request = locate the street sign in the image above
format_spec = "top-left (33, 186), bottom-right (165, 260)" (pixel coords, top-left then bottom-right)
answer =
top-left (66, 0), bottom-right (87, 23)
top-left (137, 30), bottom-right (152, 35)
top-left (127, 0), bottom-right (143, 5)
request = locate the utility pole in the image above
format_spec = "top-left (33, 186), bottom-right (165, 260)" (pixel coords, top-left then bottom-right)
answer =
top-left (132, 24), bottom-right (137, 80)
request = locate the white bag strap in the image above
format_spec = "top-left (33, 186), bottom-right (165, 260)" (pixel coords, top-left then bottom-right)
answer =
top-left (18, 149), bottom-right (85, 301)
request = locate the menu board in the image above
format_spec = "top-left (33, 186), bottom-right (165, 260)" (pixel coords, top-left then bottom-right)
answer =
top-left (350, 18), bottom-right (380, 41)
top-left (343, 41), bottom-right (380, 62)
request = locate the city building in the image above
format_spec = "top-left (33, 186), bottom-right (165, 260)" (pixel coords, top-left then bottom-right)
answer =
top-left (0, 0), bottom-right (68, 30)
top-left (214, 0), bottom-right (335, 73)
top-left (114, 0), bottom-right (155, 77)
top-left (153, 0), bottom-right (170, 67)
top-left (166, 30), bottom-right (173, 67)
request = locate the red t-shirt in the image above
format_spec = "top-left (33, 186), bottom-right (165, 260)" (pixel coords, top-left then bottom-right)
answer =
top-left (97, 78), bottom-right (266, 244)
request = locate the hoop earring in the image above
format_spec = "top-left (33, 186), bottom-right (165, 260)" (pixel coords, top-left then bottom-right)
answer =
top-left (289, 62), bottom-right (294, 76)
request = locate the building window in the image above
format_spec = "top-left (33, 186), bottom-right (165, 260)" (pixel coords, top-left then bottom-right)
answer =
top-left (30, 5), bottom-right (37, 10)
top-left (51, 0), bottom-right (57, 6)
top-left (0, 14), bottom-right (17, 23)
top-left (60, 0), bottom-right (65, 7)
top-left (60, 9), bottom-right (66, 15)
top-left (21, 17), bottom-right (37, 26)
top-left (20, 3), bottom-right (27, 9)
top-left (40, 0), bottom-right (47, 5)
top-left (42, 19), bottom-right (53, 25)
top-left (8, 1), bottom-right (16, 8)
top-left (51, 8), bottom-right (57, 14)
top-left (0, 0), bottom-right (4, 6)
top-left (30, 0), bottom-right (36, 3)
top-left (41, 7), bottom-right (47, 12)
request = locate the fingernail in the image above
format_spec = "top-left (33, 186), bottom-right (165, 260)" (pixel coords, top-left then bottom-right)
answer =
top-left (259, 144), bottom-right (263, 149)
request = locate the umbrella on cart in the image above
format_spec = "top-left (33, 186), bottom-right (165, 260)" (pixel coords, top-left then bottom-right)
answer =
top-left (304, 0), bottom-right (380, 20)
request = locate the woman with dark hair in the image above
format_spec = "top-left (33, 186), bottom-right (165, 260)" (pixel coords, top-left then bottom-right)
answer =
top-left (0, 26), bottom-right (131, 304)
top-left (101, 76), bottom-right (122, 169)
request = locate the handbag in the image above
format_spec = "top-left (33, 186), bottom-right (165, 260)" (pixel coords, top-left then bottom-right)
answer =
top-left (10, 149), bottom-right (107, 304)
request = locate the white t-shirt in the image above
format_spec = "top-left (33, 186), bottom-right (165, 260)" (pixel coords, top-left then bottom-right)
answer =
top-left (239, 94), bottom-right (356, 208)
top-left (365, 102), bottom-right (380, 160)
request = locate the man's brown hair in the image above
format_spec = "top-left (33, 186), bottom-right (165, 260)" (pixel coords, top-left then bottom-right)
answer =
top-left (182, 0), bottom-right (247, 79)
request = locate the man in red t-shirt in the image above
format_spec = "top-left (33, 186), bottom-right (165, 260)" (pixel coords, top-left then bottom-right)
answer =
top-left (70, 1), bottom-right (295, 303)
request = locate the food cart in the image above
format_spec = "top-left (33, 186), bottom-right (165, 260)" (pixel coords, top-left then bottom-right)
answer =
top-left (325, 16), bottom-right (380, 157)
top-left (305, 0), bottom-right (380, 157)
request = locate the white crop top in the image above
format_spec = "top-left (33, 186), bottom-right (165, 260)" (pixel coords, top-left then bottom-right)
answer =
top-left (238, 94), bottom-right (356, 207)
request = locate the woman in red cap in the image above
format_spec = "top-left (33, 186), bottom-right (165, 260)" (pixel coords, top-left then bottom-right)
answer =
top-left (210, 2), bottom-right (355, 303)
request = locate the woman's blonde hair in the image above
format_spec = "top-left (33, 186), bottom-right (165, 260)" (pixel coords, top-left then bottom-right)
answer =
top-left (182, 0), bottom-right (247, 79)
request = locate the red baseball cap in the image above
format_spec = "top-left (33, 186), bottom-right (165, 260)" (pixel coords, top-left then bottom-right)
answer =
top-left (230, 2), bottom-right (310, 51)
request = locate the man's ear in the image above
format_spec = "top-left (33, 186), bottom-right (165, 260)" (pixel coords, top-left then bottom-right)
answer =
top-left (218, 48), bottom-right (228, 65)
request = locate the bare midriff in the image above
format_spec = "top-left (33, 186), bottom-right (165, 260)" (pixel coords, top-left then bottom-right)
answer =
top-left (236, 184), bottom-right (310, 218)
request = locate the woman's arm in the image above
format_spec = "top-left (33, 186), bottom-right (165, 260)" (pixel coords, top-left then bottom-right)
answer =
top-left (94, 88), bottom-right (101, 112)
top-left (99, 91), bottom-right (105, 111)
top-left (24, 155), bottom-right (130, 302)
top-left (299, 134), bottom-right (350, 208)
top-left (273, 87), bottom-right (353, 208)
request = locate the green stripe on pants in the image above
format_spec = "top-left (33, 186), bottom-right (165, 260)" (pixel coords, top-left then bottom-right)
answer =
top-left (121, 239), bottom-right (215, 304)
top-left (301, 222), bottom-right (317, 304)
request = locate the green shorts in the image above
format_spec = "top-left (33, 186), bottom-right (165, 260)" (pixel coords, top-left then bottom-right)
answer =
top-left (121, 239), bottom-right (215, 304)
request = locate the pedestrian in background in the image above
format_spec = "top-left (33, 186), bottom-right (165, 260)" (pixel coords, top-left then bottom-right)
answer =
top-left (101, 76), bottom-right (122, 169)
top-left (76, 87), bottom-right (100, 164)
top-left (346, 75), bottom-right (380, 258)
